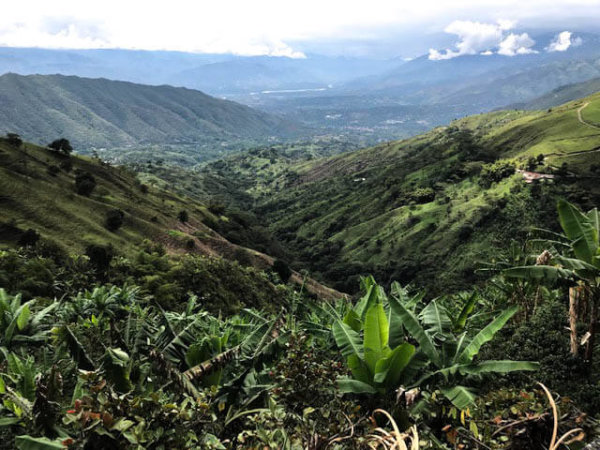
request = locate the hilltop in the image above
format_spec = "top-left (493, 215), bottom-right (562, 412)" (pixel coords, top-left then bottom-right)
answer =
top-left (0, 73), bottom-right (302, 153)
top-left (191, 92), bottom-right (600, 293)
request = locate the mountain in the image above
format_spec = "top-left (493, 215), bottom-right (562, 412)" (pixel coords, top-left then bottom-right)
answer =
top-left (0, 73), bottom-right (302, 151)
top-left (0, 136), bottom-right (342, 302)
top-left (0, 47), bottom-right (397, 95)
top-left (191, 92), bottom-right (600, 293)
top-left (509, 77), bottom-right (600, 110)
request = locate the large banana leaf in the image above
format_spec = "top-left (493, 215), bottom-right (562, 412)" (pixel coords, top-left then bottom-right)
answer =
top-left (420, 299), bottom-right (451, 334)
top-left (558, 199), bottom-right (598, 264)
top-left (374, 343), bottom-right (415, 388)
top-left (348, 354), bottom-right (371, 383)
top-left (456, 306), bottom-right (518, 364)
top-left (503, 265), bottom-right (576, 282)
top-left (337, 377), bottom-right (378, 394)
top-left (332, 320), bottom-right (363, 359)
top-left (588, 208), bottom-right (600, 237)
top-left (343, 309), bottom-right (361, 333)
top-left (441, 385), bottom-right (476, 409)
top-left (364, 303), bottom-right (390, 373)
top-left (389, 295), bottom-right (441, 367)
top-left (459, 360), bottom-right (539, 374)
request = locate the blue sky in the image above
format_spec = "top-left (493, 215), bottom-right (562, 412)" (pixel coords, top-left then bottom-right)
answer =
top-left (2, 0), bottom-right (600, 58)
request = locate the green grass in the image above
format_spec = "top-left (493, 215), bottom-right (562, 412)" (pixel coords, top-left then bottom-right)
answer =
top-left (0, 140), bottom-right (211, 254)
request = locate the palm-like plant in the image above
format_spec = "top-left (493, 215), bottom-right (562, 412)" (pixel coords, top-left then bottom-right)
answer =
top-left (504, 200), bottom-right (600, 360)
top-left (331, 277), bottom-right (538, 408)
top-left (0, 289), bottom-right (57, 358)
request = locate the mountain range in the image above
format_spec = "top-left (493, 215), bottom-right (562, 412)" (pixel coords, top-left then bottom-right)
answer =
top-left (0, 73), bottom-right (302, 150)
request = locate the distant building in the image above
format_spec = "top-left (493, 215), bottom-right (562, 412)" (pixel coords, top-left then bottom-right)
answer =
top-left (517, 169), bottom-right (556, 184)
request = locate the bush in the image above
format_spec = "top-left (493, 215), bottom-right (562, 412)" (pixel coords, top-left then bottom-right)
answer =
top-left (479, 161), bottom-right (516, 187)
top-left (75, 172), bottom-right (96, 196)
top-left (5, 133), bottom-right (22, 148)
top-left (17, 229), bottom-right (40, 247)
top-left (85, 244), bottom-right (114, 274)
top-left (105, 209), bottom-right (125, 231)
top-left (272, 259), bottom-right (292, 282)
top-left (178, 210), bottom-right (189, 223)
top-left (47, 165), bottom-right (60, 177)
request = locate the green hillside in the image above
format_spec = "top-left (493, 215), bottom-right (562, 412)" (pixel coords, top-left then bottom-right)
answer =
top-left (0, 138), bottom-right (342, 303)
top-left (0, 73), bottom-right (302, 153)
top-left (191, 92), bottom-right (600, 293)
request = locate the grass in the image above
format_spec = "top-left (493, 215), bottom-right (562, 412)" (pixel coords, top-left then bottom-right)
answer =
top-left (0, 140), bottom-right (213, 254)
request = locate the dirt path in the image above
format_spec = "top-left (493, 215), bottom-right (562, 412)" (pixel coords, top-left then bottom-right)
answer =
top-left (577, 102), bottom-right (600, 129)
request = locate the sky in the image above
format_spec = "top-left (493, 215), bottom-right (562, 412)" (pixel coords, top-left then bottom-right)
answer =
top-left (1, 0), bottom-right (600, 58)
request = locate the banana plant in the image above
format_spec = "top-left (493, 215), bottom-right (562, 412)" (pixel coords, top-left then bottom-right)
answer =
top-left (332, 277), bottom-right (538, 409)
top-left (0, 289), bottom-right (58, 357)
top-left (504, 199), bottom-right (600, 360)
top-left (332, 277), bottom-right (416, 395)
top-left (389, 295), bottom-right (538, 409)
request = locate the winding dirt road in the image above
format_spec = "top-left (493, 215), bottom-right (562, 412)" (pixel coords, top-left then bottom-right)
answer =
top-left (577, 102), bottom-right (600, 129)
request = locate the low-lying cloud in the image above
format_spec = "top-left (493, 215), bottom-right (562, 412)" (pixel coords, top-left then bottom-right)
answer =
top-left (429, 20), bottom-right (537, 60)
top-left (546, 31), bottom-right (582, 52)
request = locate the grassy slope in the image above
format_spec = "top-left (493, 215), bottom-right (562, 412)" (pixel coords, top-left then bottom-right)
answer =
top-left (0, 140), bottom-right (343, 301)
top-left (0, 73), bottom-right (302, 150)
top-left (241, 93), bottom-right (600, 292)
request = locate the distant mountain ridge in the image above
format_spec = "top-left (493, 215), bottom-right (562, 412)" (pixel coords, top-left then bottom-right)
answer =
top-left (0, 73), bottom-right (302, 149)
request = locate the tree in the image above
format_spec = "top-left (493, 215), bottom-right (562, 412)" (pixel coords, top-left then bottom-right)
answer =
top-left (5, 133), bottom-right (22, 148)
top-left (85, 244), bottom-right (114, 275)
top-left (105, 209), bottom-right (124, 231)
top-left (48, 138), bottom-right (73, 156)
top-left (504, 200), bottom-right (600, 362)
top-left (75, 172), bottom-right (96, 196)
top-left (178, 210), bottom-right (189, 223)
top-left (272, 259), bottom-right (292, 282)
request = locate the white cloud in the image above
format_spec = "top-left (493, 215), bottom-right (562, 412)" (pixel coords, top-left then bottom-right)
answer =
top-left (428, 20), bottom-right (511, 60)
top-left (546, 31), bottom-right (582, 52)
top-left (428, 19), bottom-right (540, 59)
top-left (0, 1), bottom-right (598, 57)
top-left (497, 32), bottom-right (537, 56)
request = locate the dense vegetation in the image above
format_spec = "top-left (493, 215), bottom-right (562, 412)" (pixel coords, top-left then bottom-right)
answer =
top-left (2, 90), bottom-right (600, 448)
top-left (0, 73), bottom-right (303, 152)
top-left (1, 197), bottom-right (599, 448)
top-left (179, 93), bottom-right (600, 294)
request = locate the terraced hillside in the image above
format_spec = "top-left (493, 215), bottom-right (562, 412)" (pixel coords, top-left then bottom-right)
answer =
top-left (194, 92), bottom-right (600, 293)
top-left (0, 138), bottom-right (342, 301)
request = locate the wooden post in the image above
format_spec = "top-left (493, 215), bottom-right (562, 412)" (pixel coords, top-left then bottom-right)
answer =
top-left (569, 286), bottom-right (579, 356)
top-left (584, 292), bottom-right (597, 362)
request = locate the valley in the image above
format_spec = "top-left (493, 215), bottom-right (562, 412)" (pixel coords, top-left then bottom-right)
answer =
top-left (2, 8), bottom-right (600, 448)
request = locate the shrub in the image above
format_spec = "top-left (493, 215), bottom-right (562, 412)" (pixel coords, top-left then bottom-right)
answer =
top-left (17, 229), bottom-right (40, 247)
top-left (59, 159), bottom-right (73, 172)
top-left (46, 165), bottom-right (60, 177)
top-left (479, 161), bottom-right (516, 187)
top-left (105, 209), bottom-right (124, 231)
top-left (75, 172), bottom-right (96, 196)
top-left (272, 259), bottom-right (292, 282)
top-left (5, 133), bottom-right (22, 148)
top-left (85, 244), bottom-right (114, 274)
top-left (178, 210), bottom-right (189, 223)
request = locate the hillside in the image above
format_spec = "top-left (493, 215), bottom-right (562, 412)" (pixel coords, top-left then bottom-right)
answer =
top-left (0, 73), bottom-right (302, 151)
top-left (0, 137), bottom-right (342, 302)
top-left (191, 92), bottom-right (600, 293)
top-left (509, 77), bottom-right (600, 110)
